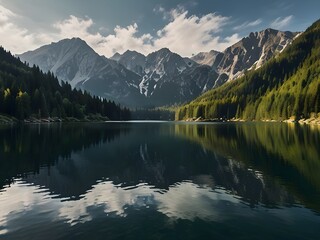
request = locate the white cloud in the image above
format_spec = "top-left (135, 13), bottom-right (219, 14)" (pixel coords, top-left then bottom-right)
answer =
top-left (95, 23), bottom-right (154, 56)
top-left (50, 9), bottom-right (240, 57)
top-left (0, 4), bottom-right (241, 57)
top-left (153, 10), bottom-right (240, 56)
top-left (153, 6), bottom-right (165, 14)
top-left (270, 15), bottom-right (293, 30)
top-left (0, 4), bottom-right (15, 23)
top-left (153, 5), bottom-right (182, 21)
top-left (53, 15), bottom-right (95, 38)
top-left (0, 5), bottom-right (51, 53)
top-left (233, 19), bottom-right (262, 31)
top-left (52, 15), bottom-right (107, 51)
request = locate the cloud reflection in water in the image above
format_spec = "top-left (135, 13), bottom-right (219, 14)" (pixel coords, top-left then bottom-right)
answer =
top-left (0, 177), bottom-right (243, 231)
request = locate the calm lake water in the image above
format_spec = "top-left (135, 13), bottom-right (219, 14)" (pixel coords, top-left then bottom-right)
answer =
top-left (0, 122), bottom-right (320, 239)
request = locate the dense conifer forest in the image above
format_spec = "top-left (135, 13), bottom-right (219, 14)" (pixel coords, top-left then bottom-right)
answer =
top-left (0, 47), bottom-right (130, 121)
top-left (176, 20), bottom-right (320, 121)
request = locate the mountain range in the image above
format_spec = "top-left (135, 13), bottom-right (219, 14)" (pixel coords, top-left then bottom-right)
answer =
top-left (0, 46), bottom-right (131, 121)
top-left (19, 28), bottom-right (298, 107)
top-left (19, 38), bottom-right (143, 106)
top-left (176, 20), bottom-right (320, 121)
top-left (191, 29), bottom-right (298, 86)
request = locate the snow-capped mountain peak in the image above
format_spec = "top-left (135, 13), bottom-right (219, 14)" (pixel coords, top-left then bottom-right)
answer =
top-left (19, 38), bottom-right (143, 106)
top-left (191, 50), bottom-right (223, 67)
top-left (18, 28), bottom-right (298, 107)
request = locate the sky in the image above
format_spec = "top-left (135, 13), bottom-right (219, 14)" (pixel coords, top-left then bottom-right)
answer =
top-left (0, 0), bottom-right (319, 57)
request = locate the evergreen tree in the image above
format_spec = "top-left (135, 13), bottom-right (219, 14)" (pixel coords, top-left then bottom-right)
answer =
top-left (175, 19), bottom-right (320, 121)
top-left (0, 46), bottom-right (131, 121)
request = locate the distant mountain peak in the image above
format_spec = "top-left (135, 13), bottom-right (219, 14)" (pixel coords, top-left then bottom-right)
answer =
top-left (123, 49), bottom-right (145, 56)
top-left (209, 49), bottom-right (221, 54)
top-left (191, 50), bottom-right (223, 67)
top-left (176, 19), bottom-right (320, 122)
top-left (153, 47), bottom-right (172, 55)
top-left (215, 28), bottom-right (298, 82)
top-left (70, 37), bottom-right (85, 42)
top-left (110, 52), bottom-right (121, 61)
top-left (18, 38), bottom-right (142, 106)
top-left (262, 28), bottom-right (277, 33)
top-left (57, 37), bottom-right (88, 46)
top-left (18, 26), bottom-right (299, 108)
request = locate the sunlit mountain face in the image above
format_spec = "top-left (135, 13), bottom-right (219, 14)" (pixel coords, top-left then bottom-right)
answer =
top-left (18, 29), bottom-right (298, 107)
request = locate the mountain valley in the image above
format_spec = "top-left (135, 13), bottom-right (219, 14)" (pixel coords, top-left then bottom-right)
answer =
top-left (19, 29), bottom-right (298, 108)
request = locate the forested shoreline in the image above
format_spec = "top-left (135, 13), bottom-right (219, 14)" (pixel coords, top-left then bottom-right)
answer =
top-left (0, 47), bottom-right (130, 122)
top-left (176, 20), bottom-right (320, 122)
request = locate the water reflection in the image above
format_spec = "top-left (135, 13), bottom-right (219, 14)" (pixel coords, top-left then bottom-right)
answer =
top-left (0, 123), bottom-right (128, 188)
top-left (174, 122), bottom-right (320, 211)
top-left (0, 179), bottom-right (241, 227)
top-left (0, 122), bottom-right (319, 239)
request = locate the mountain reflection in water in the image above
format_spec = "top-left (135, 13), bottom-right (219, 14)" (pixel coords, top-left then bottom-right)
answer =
top-left (0, 122), bottom-right (319, 239)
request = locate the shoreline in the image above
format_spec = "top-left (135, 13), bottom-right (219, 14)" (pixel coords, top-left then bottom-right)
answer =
top-left (182, 117), bottom-right (320, 126)
top-left (2, 114), bottom-right (320, 126)
top-left (0, 115), bottom-right (110, 125)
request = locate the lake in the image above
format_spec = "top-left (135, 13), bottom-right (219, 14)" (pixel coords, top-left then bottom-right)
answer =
top-left (0, 122), bottom-right (320, 239)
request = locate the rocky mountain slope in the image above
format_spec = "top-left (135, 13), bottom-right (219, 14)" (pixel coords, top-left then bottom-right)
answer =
top-left (111, 50), bottom-right (146, 76)
top-left (191, 29), bottom-right (298, 87)
top-left (19, 29), bottom-right (298, 107)
top-left (216, 29), bottom-right (299, 80)
top-left (112, 48), bottom-right (218, 106)
top-left (191, 50), bottom-right (223, 67)
top-left (176, 20), bottom-right (320, 121)
top-left (19, 38), bottom-right (143, 106)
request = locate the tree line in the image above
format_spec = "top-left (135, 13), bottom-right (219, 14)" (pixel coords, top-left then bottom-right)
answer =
top-left (176, 19), bottom-right (320, 121)
top-left (0, 46), bottom-right (130, 120)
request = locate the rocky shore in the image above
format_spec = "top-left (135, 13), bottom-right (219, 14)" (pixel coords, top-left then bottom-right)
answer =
top-left (183, 116), bottom-right (320, 125)
top-left (0, 114), bottom-right (110, 124)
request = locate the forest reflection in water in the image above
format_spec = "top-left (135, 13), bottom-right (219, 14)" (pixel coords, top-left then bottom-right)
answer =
top-left (0, 122), bottom-right (319, 239)
top-left (174, 122), bottom-right (320, 210)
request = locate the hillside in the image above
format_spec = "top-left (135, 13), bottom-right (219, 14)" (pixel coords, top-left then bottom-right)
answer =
top-left (191, 50), bottom-right (223, 67)
top-left (191, 29), bottom-right (298, 88)
top-left (19, 29), bottom-right (296, 108)
top-left (18, 38), bottom-right (143, 107)
top-left (216, 29), bottom-right (298, 81)
top-left (176, 20), bottom-right (320, 122)
top-left (111, 48), bottom-right (206, 106)
top-left (0, 47), bottom-right (130, 121)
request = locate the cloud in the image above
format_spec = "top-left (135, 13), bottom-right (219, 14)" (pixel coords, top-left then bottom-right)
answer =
top-left (97, 23), bottom-right (154, 56)
top-left (0, 4), bottom-right (241, 57)
top-left (233, 19), bottom-right (262, 31)
top-left (153, 10), bottom-right (240, 56)
top-left (53, 15), bottom-right (107, 49)
top-left (53, 15), bottom-right (95, 38)
top-left (0, 4), bottom-right (15, 23)
top-left (270, 15), bottom-right (293, 29)
top-left (53, 16), bottom-right (154, 56)
top-left (153, 6), bottom-right (165, 14)
top-left (50, 9), bottom-right (240, 57)
top-left (153, 5), bottom-right (168, 20)
top-left (0, 5), bottom-right (53, 54)
top-left (153, 5), bottom-right (182, 21)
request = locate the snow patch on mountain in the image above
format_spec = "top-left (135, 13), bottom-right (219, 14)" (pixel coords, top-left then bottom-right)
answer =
top-left (19, 38), bottom-right (142, 106)
top-left (18, 28), bottom-right (298, 108)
